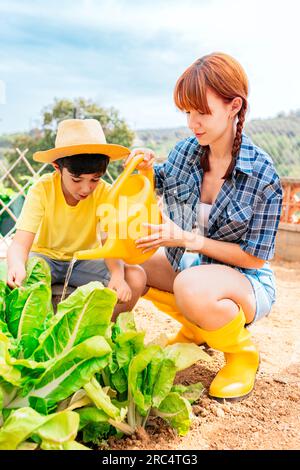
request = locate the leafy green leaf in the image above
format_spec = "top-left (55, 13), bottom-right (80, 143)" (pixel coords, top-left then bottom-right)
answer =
top-left (78, 406), bottom-right (113, 444)
top-left (0, 339), bottom-right (22, 386)
top-left (4, 257), bottom-right (53, 358)
top-left (5, 283), bottom-right (53, 357)
top-left (112, 311), bottom-right (137, 339)
top-left (78, 405), bottom-right (109, 429)
top-left (62, 440), bottom-right (91, 450)
top-left (0, 406), bottom-right (82, 450)
top-left (114, 331), bottom-right (145, 370)
top-left (34, 282), bottom-right (117, 362)
top-left (128, 345), bottom-right (161, 416)
top-left (164, 343), bottom-right (212, 371)
top-left (24, 257), bottom-right (52, 287)
top-left (154, 392), bottom-right (193, 436)
top-left (0, 381), bottom-right (18, 411)
top-left (84, 377), bottom-right (125, 420)
top-left (151, 359), bottom-right (177, 408)
top-left (9, 336), bottom-right (111, 411)
top-left (171, 382), bottom-right (204, 404)
top-left (0, 407), bottom-right (48, 449)
top-left (36, 410), bottom-right (79, 449)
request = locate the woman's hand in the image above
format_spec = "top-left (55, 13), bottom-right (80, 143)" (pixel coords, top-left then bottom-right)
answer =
top-left (123, 148), bottom-right (156, 171)
top-left (108, 275), bottom-right (132, 303)
top-left (135, 211), bottom-right (201, 253)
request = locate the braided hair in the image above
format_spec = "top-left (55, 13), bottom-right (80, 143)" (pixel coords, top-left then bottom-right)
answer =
top-left (201, 101), bottom-right (247, 179)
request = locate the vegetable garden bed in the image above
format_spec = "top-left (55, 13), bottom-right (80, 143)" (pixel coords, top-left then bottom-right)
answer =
top-left (1, 257), bottom-right (300, 450)
top-left (0, 257), bottom-right (210, 450)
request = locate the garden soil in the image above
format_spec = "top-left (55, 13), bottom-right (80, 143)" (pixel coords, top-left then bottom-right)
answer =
top-left (108, 259), bottom-right (300, 451)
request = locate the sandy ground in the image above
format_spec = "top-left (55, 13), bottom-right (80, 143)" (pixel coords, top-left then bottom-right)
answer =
top-left (109, 258), bottom-right (300, 451)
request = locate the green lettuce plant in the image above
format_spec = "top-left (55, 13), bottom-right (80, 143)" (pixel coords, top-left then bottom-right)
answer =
top-left (0, 257), bottom-right (211, 449)
top-left (76, 312), bottom-right (211, 441)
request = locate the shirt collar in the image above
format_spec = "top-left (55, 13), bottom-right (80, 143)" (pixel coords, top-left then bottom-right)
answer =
top-left (187, 140), bottom-right (205, 166)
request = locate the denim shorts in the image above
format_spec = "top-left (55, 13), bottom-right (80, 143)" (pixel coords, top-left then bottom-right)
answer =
top-left (179, 253), bottom-right (276, 324)
top-left (29, 252), bottom-right (111, 287)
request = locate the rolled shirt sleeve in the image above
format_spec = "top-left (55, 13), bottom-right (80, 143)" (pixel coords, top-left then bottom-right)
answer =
top-left (239, 178), bottom-right (283, 260)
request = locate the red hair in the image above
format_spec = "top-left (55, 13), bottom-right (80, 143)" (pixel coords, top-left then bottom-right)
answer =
top-left (174, 52), bottom-right (249, 179)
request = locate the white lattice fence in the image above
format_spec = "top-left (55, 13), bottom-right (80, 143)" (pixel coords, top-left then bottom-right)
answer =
top-left (0, 148), bottom-right (49, 257)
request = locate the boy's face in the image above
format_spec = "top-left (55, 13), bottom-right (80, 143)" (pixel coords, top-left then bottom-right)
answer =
top-left (56, 166), bottom-right (103, 202)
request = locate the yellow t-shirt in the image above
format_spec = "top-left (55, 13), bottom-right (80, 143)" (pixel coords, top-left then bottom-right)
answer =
top-left (16, 172), bottom-right (111, 260)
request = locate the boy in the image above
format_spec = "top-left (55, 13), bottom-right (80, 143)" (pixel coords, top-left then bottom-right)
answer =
top-left (6, 119), bottom-right (146, 318)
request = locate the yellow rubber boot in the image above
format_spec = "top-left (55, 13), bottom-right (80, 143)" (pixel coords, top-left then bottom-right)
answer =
top-left (143, 287), bottom-right (205, 345)
top-left (166, 325), bottom-right (203, 345)
top-left (199, 306), bottom-right (259, 400)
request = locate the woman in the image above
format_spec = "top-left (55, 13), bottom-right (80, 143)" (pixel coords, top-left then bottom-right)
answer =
top-left (125, 52), bottom-right (282, 400)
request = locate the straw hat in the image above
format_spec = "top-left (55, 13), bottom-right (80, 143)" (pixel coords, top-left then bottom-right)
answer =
top-left (33, 119), bottom-right (130, 163)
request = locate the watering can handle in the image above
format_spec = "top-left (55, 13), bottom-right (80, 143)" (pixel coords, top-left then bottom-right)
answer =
top-left (131, 152), bottom-right (155, 189)
top-left (110, 154), bottom-right (154, 199)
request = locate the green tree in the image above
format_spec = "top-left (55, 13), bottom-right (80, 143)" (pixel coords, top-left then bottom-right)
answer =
top-left (3, 98), bottom-right (135, 186)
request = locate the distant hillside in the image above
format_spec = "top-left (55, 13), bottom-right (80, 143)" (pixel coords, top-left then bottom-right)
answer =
top-left (135, 114), bottom-right (300, 177)
top-left (1, 113), bottom-right (299, 177)
top-left (133, 127), bottom-right (192, 162)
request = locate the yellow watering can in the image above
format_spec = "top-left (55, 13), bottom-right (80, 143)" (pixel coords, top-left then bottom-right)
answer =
top-left (75, 154), bottom-right (203, 346)
top-left (75, 154), bottom-right (162, 264)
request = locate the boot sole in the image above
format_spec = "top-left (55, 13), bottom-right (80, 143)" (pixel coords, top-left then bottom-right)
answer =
top-left (209, 390), bottom-right (253, 403)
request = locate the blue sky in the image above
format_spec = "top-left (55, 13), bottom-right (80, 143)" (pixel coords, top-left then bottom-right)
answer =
top-left (0, 0), bottom-right (299, 134)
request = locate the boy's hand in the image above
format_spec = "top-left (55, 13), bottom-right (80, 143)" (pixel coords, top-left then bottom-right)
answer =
top-left (108, 275), bottom-right (132, 303)
top-left (123, 148), bottom-right (156, 171)
top-left (7, 263), bottom-right (26, 289)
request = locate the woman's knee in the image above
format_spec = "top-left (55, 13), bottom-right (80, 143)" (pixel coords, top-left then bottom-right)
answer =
top-left (173, 265), bottom-right (256, 327)
top-left (174, 269), bottom-right (207, 300)
top-left (173, 270), bottom-right (213, 313)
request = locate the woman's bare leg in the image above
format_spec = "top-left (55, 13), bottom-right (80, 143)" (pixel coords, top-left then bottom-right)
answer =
top-left (140, 247), bottom-right (178, 293)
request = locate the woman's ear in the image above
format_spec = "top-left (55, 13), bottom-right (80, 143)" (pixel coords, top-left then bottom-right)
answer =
top-left (230, 97), bottom-right (243, 118)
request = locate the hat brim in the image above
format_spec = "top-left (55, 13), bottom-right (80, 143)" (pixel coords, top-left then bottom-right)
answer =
top-left (33, 143), bottom-right (130, 163)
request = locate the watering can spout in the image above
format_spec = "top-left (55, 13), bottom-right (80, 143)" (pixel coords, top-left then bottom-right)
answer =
top-left (75, 154), bottom-right (162, 264)
top-left (75, 238), bottom-right (129, 261)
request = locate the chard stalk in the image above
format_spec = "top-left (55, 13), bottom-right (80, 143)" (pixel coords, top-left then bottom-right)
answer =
top-left (127, 386), bottom-right (136, 430)
top-left (108, 419), bottom-right (134, 436)
top-left (152, 409), bottom-right (179, 418)
top-left (101, 370), bottom-right (109, 387)
top-left (141, 409), bottom-right (150, 428)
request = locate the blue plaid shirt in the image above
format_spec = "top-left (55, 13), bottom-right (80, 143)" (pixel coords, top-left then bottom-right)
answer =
top-left (154, 133), bottom-right (283, 273)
